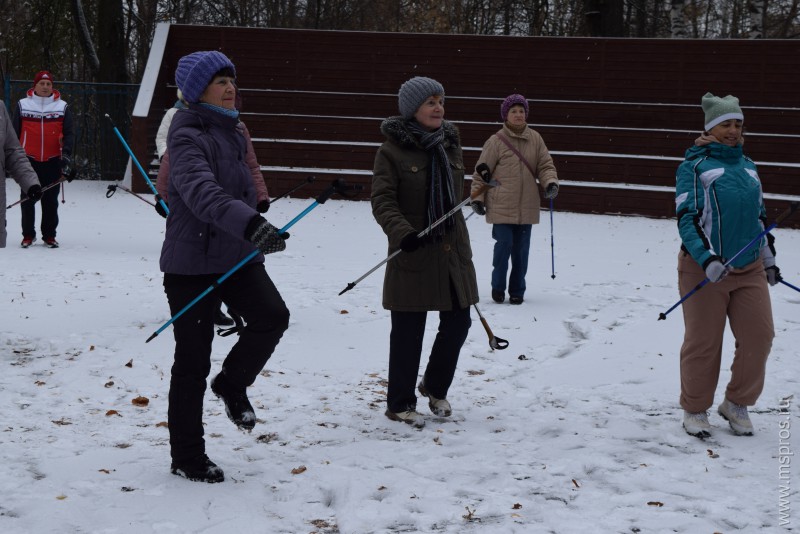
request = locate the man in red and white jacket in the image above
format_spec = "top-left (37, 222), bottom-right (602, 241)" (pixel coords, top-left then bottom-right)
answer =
top-left (12, 70), bottom-right (74, 248)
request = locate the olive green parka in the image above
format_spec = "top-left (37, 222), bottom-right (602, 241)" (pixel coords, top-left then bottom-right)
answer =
top-left (371, 117), bottom-right (479, 312)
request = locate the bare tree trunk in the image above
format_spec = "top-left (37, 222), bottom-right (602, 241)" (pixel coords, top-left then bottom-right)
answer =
top-left (748, 0), bottom-right (765, 38)
top-left (71, 0), bottom-right (100, 78)
top-left (670, 0), bottom-right (687, 38)
top-left (584, 0), bottom-right (624, 36)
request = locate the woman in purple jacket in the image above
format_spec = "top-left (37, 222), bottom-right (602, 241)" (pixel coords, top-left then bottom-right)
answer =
top-left (162, 50), bottom-right (289, 483)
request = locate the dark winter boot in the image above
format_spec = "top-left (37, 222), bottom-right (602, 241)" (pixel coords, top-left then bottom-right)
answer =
top-left (210, 371), bottom-right (256, 431)
top-left (171, 454), bottom-right (224, 483)
top-left (213, 307), bottom-right (235, 327)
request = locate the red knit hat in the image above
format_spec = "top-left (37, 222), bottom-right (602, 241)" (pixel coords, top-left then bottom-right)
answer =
top-left (33, 71), bottom-right (53, 85)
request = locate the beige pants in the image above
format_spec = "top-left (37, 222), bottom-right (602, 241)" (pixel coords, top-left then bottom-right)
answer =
top-left (677, 251), bottom-right (774, 412)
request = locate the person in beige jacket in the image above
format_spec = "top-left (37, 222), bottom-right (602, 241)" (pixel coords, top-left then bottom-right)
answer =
top-left (470, 94), bottom-right (559, 304)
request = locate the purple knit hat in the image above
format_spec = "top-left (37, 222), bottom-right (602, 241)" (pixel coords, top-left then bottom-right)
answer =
top-left (175, 50), bottom-right (236, 104)
top-left (501, 94), bottom-right (529, 121)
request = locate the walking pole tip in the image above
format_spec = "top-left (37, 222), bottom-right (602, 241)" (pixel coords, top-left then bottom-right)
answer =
top-left (338, 283), bottom-right (355, 296)
top-left (657, 312), bottom-right (667, 321)
top-left (145, 332), bottom-right (158, 343)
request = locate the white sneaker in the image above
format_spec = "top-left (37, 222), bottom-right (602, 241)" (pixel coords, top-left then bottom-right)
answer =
top-left (385, 409), bottom-right (425, 428)
top-left (718, 399), bottom-right (754, 436)
top-left (418, 382), bottom-right (452, 417)
top-left (683, 411), bottom-right (712, 438)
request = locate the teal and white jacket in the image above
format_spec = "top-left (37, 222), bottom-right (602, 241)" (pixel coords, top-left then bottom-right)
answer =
top-left (675, 142), bottom-right (769, 270)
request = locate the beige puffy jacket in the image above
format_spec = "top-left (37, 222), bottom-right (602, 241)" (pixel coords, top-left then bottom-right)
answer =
top-left (470, 124), bottom-right (558, 225)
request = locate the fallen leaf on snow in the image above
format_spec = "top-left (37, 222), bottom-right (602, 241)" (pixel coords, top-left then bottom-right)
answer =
top-left (647, 501), bottom-right (664, 507)
top-left (125, 359), bottom-right (133, 368)
top-left (106, 410), bottom-right (121, 417)
top-left (131, 396), bottom-right (149, 407)
top-left (291, 465), bottom-right (307, 475)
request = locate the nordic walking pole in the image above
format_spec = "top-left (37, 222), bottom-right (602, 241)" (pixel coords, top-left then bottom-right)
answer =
top-left (779, 279), bottom-right (800, 293)
top-left (473, 304), bottom-right (509, 350)
top-left (339, 171), bottom-right (498, 296)
top-left (270, 175), bottom-right (316, 203)
top-left (106, 183), bottom-right (156, 207)
top-left (6, 168), bottom-right (77, 210)
top-left (549, 197), bottom-right (556, 279)
top-left (658, 201), bottom-right (799, 321)
top-left (146, 178), bottom-right (356, 343)
top-left (105, 114), bottom-right (169, 216)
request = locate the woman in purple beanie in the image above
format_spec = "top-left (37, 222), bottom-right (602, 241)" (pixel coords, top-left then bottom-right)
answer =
top-left (161, 50), bottom-right (289, 483)
top-left (470, 93), bottom-right (559, 305)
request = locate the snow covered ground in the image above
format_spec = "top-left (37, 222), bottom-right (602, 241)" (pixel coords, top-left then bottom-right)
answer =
top-left (1, 179), bottom-right (798, 533)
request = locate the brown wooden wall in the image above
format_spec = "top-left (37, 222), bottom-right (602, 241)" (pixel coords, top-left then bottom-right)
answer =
top-left (132, 25), bottom-right (800, 227)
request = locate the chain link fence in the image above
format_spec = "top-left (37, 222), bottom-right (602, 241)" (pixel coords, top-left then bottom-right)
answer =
top-left (3, 80), bottom-right (139, 181)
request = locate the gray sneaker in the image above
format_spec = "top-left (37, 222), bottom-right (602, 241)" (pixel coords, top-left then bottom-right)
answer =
top-left (718, 399), bottom-right (754, 436)
top-left (385, 408), bottom-right (425, 428)
top-left (418, 382), bottom-right (452, 417)
top-left (683, 411), bottom-right (712, 438)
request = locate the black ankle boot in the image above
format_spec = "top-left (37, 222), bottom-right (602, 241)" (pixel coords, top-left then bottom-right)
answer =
top-left (210, 371), bottom-right (256, 430)
top-left (171, 454), bottom-right (224, 483)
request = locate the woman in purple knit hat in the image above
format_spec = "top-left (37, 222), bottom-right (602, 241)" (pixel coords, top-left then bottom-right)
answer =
top-left (161, 50), bottom-right (289, 483)
top-left (470, 94), bottom-right (560, 305)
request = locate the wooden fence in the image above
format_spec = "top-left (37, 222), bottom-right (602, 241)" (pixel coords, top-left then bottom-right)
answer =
top-left (131, 24), bottom-right (800, 226)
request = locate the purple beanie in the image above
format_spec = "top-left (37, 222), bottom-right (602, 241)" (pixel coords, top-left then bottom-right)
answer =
top-left (175, 51), bottom-right (236, 104)
top-left (501, 94), bottom-right (529, 121)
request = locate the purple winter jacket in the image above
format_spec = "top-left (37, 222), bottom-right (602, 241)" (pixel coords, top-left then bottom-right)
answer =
top-left (159, 104), bottom-right (264, 274)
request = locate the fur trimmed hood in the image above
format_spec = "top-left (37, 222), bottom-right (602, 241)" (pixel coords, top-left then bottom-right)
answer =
top-left (379, 116), bottom-right (461, 150)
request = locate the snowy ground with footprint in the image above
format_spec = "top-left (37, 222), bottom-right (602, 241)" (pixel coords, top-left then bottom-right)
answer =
top-left (1, 180), bottom-right (798, 533)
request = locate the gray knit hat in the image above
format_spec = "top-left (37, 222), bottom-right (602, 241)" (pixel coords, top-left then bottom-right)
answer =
top-left (702, 92), bottom-right (743, 131)
top-left (398, 76), bottom-right (445, 119)
top-left (175, 50), bottom-right (236, 104)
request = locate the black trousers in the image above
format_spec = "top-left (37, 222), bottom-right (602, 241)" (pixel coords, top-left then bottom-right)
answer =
top-left (21, 158), bottom-right (61, 239)
top-left (163, 263), bottom-right (289, 463)
top-left (387, 306), bottom-right (471, 414)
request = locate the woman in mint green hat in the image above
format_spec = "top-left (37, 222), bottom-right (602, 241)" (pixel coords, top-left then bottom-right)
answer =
top-left (675, 92), bottom-right (780, 439)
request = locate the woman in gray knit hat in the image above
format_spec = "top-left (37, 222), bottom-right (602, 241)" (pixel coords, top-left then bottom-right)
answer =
top-left (371, 76), bottom-right (479, 428)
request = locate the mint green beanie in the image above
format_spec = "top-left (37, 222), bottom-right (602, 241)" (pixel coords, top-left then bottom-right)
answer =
top-left (702, 92), bottom-right (744, 131)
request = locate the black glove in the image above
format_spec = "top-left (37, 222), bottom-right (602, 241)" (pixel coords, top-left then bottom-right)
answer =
top-left (61, 155), bottom-right (75, 181)
top-left (544, 183), bottom-right (559, 199)
top-left (257, 199), bottom-right (271, 213)
top-left (704, 259), bottom-right (728, 283)
top-left (26, 184), bottom-right (42, 202)
top-left (245, 215), bottom-right (287, 255)
top-left (471, 201), bottom-right (486, 216)
top-left (766, 265), bottom-right (782, 286)
top-left (155, 200), bottom-right (168, 219)
top-left (400, 233), bottom-right (421, 253)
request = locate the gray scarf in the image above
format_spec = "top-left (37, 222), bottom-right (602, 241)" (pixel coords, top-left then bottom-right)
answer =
top-left (407, 120), bottom-right (456, 236)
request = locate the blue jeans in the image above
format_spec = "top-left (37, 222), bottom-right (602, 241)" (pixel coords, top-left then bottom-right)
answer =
top-left (491, 224), bottom-right (532, 298)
